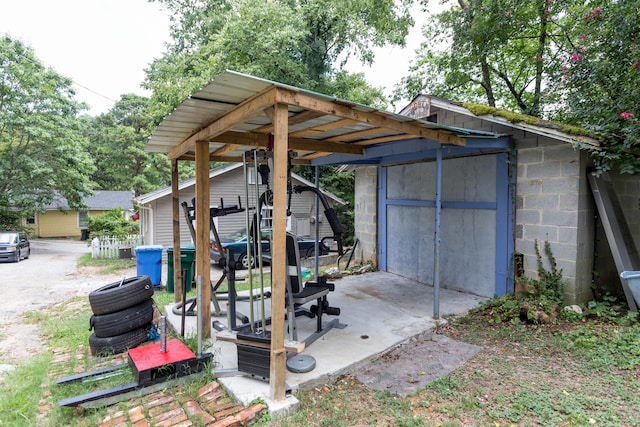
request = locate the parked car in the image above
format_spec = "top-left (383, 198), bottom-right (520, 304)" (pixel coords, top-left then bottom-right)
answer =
top-left (210, 228), bottom-right (329, 269)
top-left (0, 231), bottom-right (30, 262)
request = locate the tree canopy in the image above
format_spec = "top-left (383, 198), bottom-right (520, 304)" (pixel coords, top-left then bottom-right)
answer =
top-left (82, 94), bottom-right (174, 196)
top-left (144, 0), bottom-right (414, 120)
top-left (397, 0), bottom-right (639, 174)
top-left (0, 35), bottom-right (95, 228)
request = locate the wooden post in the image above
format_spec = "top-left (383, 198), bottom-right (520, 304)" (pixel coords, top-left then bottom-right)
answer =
top-left (171, 159), bottom-right (183, 303)
top-left (269, 103), bottom-right (288, 401)
top-left (195, 141), bottom-right (212, 337)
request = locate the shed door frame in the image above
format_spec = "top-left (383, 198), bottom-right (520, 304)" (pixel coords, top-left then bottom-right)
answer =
top-left (378, 150), bottom-right (515, 297)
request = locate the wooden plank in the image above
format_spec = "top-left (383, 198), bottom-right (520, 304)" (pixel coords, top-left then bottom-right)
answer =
top-left (168, 86), bottom-right (279, 160)
top-left (195, 141), bottom-right (212, 337)
top-left (215, 331), bottom-right (305, 353)
top-left (171, 160), bottom-right (183, 303)
top-left (588, 172), bottom-right (640, 311)
top-left (252, 109), bottom-right (325, 134)
top-left (275, 88), bottom-right (467, 146)
top-left (270, 103), bottom-right (288, 401)
top-left (288, 118), bottom-right (359, 138)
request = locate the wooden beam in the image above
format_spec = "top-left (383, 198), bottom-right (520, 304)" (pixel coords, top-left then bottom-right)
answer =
top-left (171, 160), bottom-right (183, 303)
top-left (276, 88), bottom-right (467, 146)
top-left (269, 103), bottom-right (288, 401)
top-left (205, 131), bottom-right (364, 155)
top-left (253, 109), bottom-right (325, 134)
top-left (289, 118), bottom-right (358, 138)
top-left (216, 331), bottom-right (305, 353)
top-left (323, 127), bottom-right (393, 143)
top-left (195, 141), bottom-right (212, 338)
top-left (168, 86), bottom-right (279, 160)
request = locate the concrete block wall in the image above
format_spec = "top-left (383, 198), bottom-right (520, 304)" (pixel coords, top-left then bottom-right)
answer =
top-left (437, 109), bottom-right (595, 304)
top-left (354, 166), bottom-right (378, 265)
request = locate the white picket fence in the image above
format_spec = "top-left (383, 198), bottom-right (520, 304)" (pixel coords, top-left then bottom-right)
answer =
top-left (90, 235), bottom-right (143, 259)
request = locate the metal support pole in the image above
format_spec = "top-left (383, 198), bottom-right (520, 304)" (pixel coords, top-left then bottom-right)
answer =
top-left (433, 148), bottom-right (443, 319)
top-left (197, 275), bottom-right (203, 355)
top-left (314, 166), bottom-right (320, 276)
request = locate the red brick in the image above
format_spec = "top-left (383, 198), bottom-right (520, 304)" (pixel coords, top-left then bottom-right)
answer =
top-left (214, 405), bottom-right (243, 419)
top-left (128, 406), bottom-right (146, 423)
top-left (153, 412), bottom-right (190, 427)
top-left (184, 399), bottom-right (216, 424)
top-left (98, 413), bottom-right (128, 427)
top-left (212, 398), bottom-right (235, 412)
top-left (199, 388), bottom-right (226, 403)
top-left (147, 394), bottom-right (175, 409)
top-left (149, 400), bottom-right (180, 417)
top-left (209, 403), bottom-right (267, 427)
top-left (152, 407), bottom-right (186, 423)
top-left (198, 381), bottom-right (220, 397)
top-left (133, 420), bottom-right (150, 427)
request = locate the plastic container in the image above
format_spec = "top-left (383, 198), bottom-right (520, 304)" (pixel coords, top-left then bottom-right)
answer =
top-left (620, 271), bottom-right (640, 306)
top-left (135, 245), bottom-right (163, 287)
top-left (167, 244), bottom-right (196, 293)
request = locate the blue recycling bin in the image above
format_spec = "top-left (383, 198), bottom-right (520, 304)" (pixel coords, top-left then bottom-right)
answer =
top-left (620, 271), bottom-right (640, 307)
top-left (135, 245), bottom-right (163, 287)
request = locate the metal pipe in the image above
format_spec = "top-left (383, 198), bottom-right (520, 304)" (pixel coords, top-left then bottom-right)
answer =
top-left (197, 274), bottom-right (203, 355)
top-left (433, 147), bottom-right (443, 319)
top-left (314, 166), bottom-right (320, 276)
top-left (160, 315), bottom-right (167, 353)
top-left (242, 151), bottom-right (255, 331)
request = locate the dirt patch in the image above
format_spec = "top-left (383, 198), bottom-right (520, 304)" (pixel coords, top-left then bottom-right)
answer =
top-left (351, 332), bottom-right (481, 397)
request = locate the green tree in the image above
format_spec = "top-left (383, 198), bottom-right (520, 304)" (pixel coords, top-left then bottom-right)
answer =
top-left (83, 94), bottom-right (173, 196)
top-left (0, 35), bottom-right (95, 228)
top-left (144, 0), bottom-right (413, 117)
top-left (397, 0), bottom-right (577, 117)
top-left (561, 1), bottom-right (640, 174)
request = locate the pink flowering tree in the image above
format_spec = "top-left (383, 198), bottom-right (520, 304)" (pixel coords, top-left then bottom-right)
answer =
top-left (562, 1), bottom-right (640, 174)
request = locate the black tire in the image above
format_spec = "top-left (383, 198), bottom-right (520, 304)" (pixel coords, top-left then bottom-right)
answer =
top-left (90, 299), bottom-right (155, 338)
top-left (89, 276), bottom-right (154, 315)
top-left (89, 325), bottom-right (150, 356)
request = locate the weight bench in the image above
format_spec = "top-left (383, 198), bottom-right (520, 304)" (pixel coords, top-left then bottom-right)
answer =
top-left (285, 233), bottom-right (341, 345)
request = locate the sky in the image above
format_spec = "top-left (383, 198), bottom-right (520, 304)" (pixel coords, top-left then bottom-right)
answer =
top-left (1, 0), bottom-right (434, 116)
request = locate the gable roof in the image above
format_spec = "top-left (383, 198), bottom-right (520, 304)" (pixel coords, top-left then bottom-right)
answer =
top-left (136, 163), bottom-right (346, 206)
top-left (44, 190), bottom-right (134, 210)
top-left (401, 95), bottom-right (600, 148)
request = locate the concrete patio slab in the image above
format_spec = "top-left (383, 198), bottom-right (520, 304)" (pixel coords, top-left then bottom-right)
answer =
top-left (164, 270), bottom-right (486, 417)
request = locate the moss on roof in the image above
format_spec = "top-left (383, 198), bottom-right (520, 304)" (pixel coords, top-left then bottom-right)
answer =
top-left (461, 103), bottom-right (593, 138)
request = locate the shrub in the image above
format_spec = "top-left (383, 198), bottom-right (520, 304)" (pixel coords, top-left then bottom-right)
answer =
top-left (86, 208), bottom-right (138, 238)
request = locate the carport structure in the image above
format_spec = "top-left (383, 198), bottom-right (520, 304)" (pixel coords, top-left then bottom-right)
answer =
top-left (146, 70), bottom-right (512, 401)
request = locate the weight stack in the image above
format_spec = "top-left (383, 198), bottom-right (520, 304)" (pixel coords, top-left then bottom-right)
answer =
top-left (237, 344), bottom-right (271, 379)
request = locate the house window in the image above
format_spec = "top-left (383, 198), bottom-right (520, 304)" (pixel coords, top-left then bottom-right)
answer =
top-left (78, 210), bottom-right (89, 228)
top-left (25, 214), bottom-right (36, 225)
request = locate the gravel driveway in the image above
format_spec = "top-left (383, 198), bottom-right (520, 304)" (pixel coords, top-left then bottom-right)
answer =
top-left (0, 239), bottom-right (134, 375)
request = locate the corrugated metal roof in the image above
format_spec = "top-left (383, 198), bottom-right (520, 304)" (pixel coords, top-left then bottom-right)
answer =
top-left (147, 71), bottom-right (502, 163)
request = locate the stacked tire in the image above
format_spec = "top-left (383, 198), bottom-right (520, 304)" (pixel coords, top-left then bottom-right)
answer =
top-left (88, 276), bottom-right (155, 356)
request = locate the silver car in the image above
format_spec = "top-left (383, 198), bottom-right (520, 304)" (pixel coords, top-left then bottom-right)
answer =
top-left (0, 231), bottom-right (30, 262)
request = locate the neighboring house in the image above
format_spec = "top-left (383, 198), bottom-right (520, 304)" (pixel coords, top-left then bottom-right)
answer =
top-left (26, 191), bottom-right (135, 239)
top-left (348, 95), bottom-right (640, 304)
top-left (135, 163), bottom-right (346, 251)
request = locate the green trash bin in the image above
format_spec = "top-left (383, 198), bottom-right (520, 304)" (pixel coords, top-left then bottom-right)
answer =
top-left (166, 244), bottom-right (196, 293)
